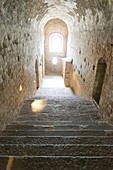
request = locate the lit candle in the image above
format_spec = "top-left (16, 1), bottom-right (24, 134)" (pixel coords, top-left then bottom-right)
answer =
top-left (19, 85), bottom-right (22, 92)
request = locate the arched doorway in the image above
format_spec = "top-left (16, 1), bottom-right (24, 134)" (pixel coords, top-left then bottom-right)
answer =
top-left (92, 58), bottom-right (107, 104)
top-left (44, 18), bottom-right (68, 76)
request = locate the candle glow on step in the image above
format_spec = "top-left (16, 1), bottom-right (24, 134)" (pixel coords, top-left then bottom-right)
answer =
top-left (6, 156), bottom-right (14, 170)
top-left (31, 99), bottom-right (46, 112)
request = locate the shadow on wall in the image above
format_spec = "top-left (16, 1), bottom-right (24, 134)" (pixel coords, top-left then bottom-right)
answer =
top-left (92, 58), bottom-right (107, 104)
top-left (35, 59), bottom-right (39, 89)
top-left (70, 68), bottom-right (81, 95)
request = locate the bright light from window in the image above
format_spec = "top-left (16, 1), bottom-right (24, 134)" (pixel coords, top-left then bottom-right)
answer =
top-left (52, 57), bottom-right (57, 65)
top-left (49, 33), bottom-right (63, 52)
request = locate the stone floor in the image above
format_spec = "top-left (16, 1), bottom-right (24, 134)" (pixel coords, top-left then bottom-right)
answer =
top-left (41, 75), bottom-right (65, 88)
top-left (0, 76), bottom-right (113, 170)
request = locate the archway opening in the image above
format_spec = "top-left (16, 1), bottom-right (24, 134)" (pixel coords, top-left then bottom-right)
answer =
top-left (92, 58), bottom-right (107, 104)
top-left (44, 18), bottom-right (68, 76)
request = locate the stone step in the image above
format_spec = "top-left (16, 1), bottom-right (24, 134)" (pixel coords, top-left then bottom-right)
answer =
top-left (6, 124), bottom-right (113, 131)
top-left (0, 144), bottom-right (113, 156)
top-left (0, 130), bottom-right (113, 136)
top-left (27, 97), bottom-right (94, 104)
top-left (19, 110), bottom-right (98, 115)
top-left (12, 120), bottom-right (97, 125)
top-left (20, 104), bottom-right (98, 112)
top-left (30, 97), bottom-right (95, 106)
top-left (0, 156), bottom-right (113, 170)
top-left (12, 120), bottom-right (108, 126)
top-left (0, 136), bottom-right (113, 145)
top-left (22, 97), bottom-right (98, 107)
top-left (16, 114), bottom-right (100, 121)
top-left (33, 95), bottom-right (84, 100)
top-left (17, 112), bottom-right (98, 117)
top-left (22, 99), bottom-right (93, 105)
top-left (20, 105), bottom-right (98, 115)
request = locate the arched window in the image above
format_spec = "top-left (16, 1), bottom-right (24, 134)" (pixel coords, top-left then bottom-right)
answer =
top-left (49, 33), bottom-right (63, 52)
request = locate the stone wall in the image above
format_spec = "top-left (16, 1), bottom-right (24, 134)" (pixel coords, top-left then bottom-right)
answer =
top-left (44, 18), bottom-right (68, 75)
top-left (69, 9), bottom-right (113, 122)
top-left (62, 59), bottom-right (72, 87)
top-left (0, 22), bottom-right (38, 129)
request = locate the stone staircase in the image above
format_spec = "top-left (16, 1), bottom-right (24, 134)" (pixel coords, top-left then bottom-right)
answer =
top-left (0, 87), bottom-right (113, 170)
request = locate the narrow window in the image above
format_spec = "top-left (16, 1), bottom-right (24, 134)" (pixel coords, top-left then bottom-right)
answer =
top-left (49, 33), bottom-right (63, 52)
top-left (52, 57), bottom-right (57, 65)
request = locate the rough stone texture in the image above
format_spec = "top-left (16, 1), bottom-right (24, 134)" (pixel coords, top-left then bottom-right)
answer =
top-left (1, 157), bottom-right (113, 170)
top-left (0, 20), bottom-right (38, 129)
top-left (0, 86), bottom-right (113, 169)
top-left (1, 144), bottom-right (113, 156)
top-left (0, 0), bottom-right (113, 128)
top-left (1, 136), bottom-right (113, 145)
top-left (67, 6), bottom-right (113, 122)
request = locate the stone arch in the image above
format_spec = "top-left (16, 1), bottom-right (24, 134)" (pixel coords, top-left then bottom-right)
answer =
top-left (44, 18), bottom-right (68, 75)
top-left (92, 58), bottom-right (107, 104)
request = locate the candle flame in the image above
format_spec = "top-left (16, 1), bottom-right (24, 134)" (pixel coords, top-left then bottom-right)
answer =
top-left (19, 85), bottom-right (22, 91)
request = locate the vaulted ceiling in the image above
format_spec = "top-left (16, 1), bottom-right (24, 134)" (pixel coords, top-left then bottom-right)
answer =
top-left (0, 0), bottom-right (113, 25)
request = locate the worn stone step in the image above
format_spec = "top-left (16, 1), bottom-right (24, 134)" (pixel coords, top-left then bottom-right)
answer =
top-left (0, 156), bottom-right (113, 170)
top-left (20, 106), bottom-right (98, 115)
top-left (23, 99), bottom-right (91, 106)
top-left (20, 101), bottom-right (98, 115)
top-left (12, 120), bottom-right (107, 126)
top-left (17, 113), bottom-right (90, 117)
top-left (15, 117), bottom-right (100, 122)
top-left (6, 124), bottom-right (113, 131)
top-left (0, 130), bottom-right (113, 136)
top-left (18, 107), bottom-right (98, 114)
top-left (21, 103), bottom-right (95, 109)
top-left (16, 114), bottom-right (94, 121)
top-left (20, 111), bottom-right (98, 116)
top-left (0, 136), bottom-right (113, 145)
top-left (12, 120), bottom-right (97, 125)
top-left (0, 144), bottom-right (113, 156)
top-left (25, 98), bottom-right (94, 104)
